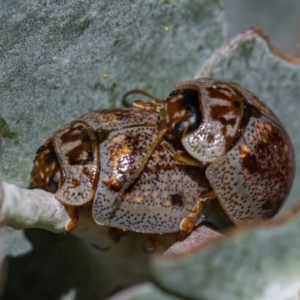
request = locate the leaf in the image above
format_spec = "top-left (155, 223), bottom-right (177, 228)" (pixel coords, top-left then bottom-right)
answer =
top-left (107, 282), bottom-right (183, 300)
top-left (152, 208), bottom-right (300, 300)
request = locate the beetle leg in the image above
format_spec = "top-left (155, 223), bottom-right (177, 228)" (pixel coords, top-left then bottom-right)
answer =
top-left (165, 144), bottom-right (204, 167)
top-left (179, 191), bottom-right (217, 233)
top-left (65, 206), bottom-right (79, 232)
top-left (172, 152), bottom-right (204, 167)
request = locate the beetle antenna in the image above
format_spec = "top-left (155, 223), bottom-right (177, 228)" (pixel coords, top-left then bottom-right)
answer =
top-left (122, 89), bottom-right (165, 104)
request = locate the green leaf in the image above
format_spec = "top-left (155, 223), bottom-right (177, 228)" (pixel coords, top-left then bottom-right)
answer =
top-left (152, 213), bottom-right (300, 300)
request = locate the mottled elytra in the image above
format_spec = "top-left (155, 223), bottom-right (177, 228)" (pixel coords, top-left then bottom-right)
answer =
top-left (31, 78), bottom-right (295, 233)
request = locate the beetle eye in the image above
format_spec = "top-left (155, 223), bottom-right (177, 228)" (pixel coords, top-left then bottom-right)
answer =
top-left (168, 90), bottom-right (181, 96)
top-left (48, 172), bottom-right (60, 192)
top-left (173, 121), bottom-right (187, 138)
top-left (184, 90), bottom-right (201, 133)
top-left (167, 89), bottom-right (201, 138)
top-left (31, 141), bottom-right (63, 193)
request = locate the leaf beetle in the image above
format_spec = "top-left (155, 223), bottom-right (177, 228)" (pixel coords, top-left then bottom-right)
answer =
top-left (31, 78), bottom-right (295, 233)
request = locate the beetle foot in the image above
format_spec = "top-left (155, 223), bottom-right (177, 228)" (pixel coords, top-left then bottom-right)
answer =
top-left (65, 207), bottom-right (79, 232)
top-left (180, 201), bottom-right (204, 233)
top-left (180, 192), bottom-right (217, 233)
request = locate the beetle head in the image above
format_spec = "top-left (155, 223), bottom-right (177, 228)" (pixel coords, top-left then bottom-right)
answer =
top-left (31, 142), bottom-right (63, 193)
top-left (162, 78), bottom-right (244, 165)
top-left (161, 88), bottom-right (201, 140)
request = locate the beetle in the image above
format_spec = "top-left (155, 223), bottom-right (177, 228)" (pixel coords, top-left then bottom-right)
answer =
top-left (30, 78), bottom-right (295, 234)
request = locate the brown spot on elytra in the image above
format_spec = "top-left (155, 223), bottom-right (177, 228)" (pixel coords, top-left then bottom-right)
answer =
top-left (207, 133), bottom-right (215, 143)
top-left (170, 193), bottom-right (184, 207)
top-left (238, 118), bottom-right (294, 218)
top-left (60, 124), bottom-right (86, 143)
top-left (218, 117), bottom-right (237, 126)
top-left (261, 199), bottom-right (273, 210)
top-left (60, 123), bottom-right (97, 165)
top-left (211, 105), bottom-right (232, 118)
top-left (67, 147), bottom-right (94, 165)
top-left (242, 152), bottom-right (261, 173)
top-left (266, 129), bottom-right (282, 145)
top-left (72, 178), bottom-right (80, 188)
